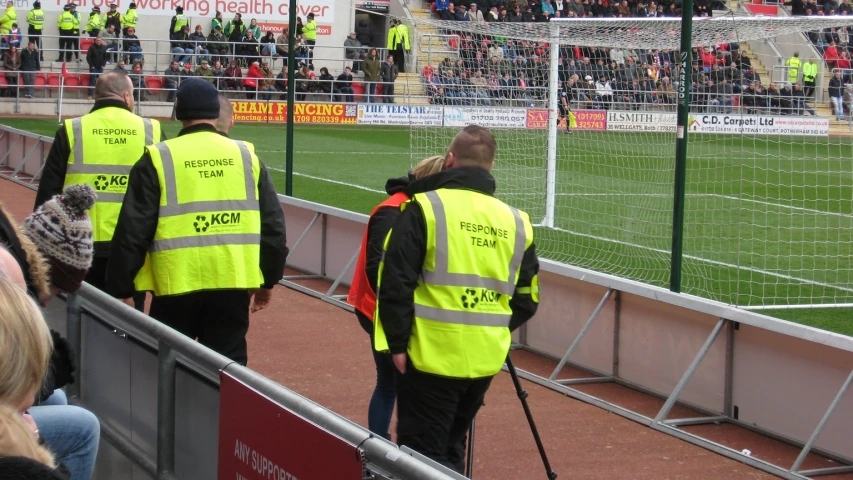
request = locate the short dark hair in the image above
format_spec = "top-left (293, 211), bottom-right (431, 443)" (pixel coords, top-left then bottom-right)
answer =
top-left (447, 125), bottom-right (497, 167)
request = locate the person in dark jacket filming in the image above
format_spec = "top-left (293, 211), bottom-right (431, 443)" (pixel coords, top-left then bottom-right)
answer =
top-left (374, 125), bottom-right (540, 473)
top-left (347, 155), bottom-right (446, 441)
top-left (106, 79), bottom-right (288, 365)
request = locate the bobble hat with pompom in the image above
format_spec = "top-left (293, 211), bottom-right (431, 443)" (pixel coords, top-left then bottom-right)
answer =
top-left (22, 184), bottom-right (96, 293)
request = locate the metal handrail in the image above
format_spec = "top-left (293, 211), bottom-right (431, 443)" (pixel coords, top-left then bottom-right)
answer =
top-left (14, 33), bottom-right (390, 74)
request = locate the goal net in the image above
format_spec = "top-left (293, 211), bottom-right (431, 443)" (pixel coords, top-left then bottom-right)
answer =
top-left (407, 14), bottom-right (853, 308)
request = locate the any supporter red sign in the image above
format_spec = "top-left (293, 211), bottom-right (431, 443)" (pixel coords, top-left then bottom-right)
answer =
top-left (217, 371), bottom-right (364, 480)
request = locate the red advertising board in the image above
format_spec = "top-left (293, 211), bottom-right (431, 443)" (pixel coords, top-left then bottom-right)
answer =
top-left (231, 101), bottom-right (358, 124)
top-left (217, 371), bottom-right (364, 480)
top-left (526, 109), bottom-right (607, 131)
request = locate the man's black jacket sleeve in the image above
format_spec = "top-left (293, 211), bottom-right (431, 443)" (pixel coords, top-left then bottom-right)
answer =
top-left (34, 127), bottom-right (70, 209)
top-left (376, 203), bottom-right (426, 354)
top-left (365, 206), bottom-right (401, 292)
top-left (257, 162), bottom-right (288, 289)
top-left (105, 153), bottom-right (161, 298)
top-left (508, 243), bottom-right (539, 332)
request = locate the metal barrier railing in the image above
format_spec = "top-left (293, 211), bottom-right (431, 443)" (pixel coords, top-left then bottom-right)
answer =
top-left (14, 33), bottom-right (390, 74)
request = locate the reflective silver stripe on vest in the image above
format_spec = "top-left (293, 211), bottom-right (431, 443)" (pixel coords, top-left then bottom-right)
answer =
top-left (95, 192), bottom-right (127, 203)
top-left (71, 117), bottom-right (83, 166)
top-left (67, 164), bottom-right (133, 175)
top-left (419, 190), bottom-right (526, 296)
top-left (414, 304), bottom-right (511, 328)
top-left (143, 118), bottom-right (154, 145)
top-left (150, 233), bottom-right (261, 253)
top-left (155, 140), bottom-right (259, 217)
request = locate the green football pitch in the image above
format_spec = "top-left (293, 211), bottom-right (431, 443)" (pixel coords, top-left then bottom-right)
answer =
top-left (3, 118), bottom-right (851, 336)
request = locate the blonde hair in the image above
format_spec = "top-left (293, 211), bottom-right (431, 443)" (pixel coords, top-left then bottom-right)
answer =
top-left (411, 156), bottom-right (446, 180)
top-left (0, 277), bottom-right (52, 410)
top-left (0, 405), bottom-right (56, 468)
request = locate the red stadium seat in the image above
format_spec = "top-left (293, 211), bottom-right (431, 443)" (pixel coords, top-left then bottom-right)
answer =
top-left (46, 73), bottom-right (60, 96)
top-left (34, 74), bottom-right (46, 96)
top-left (0, 75), bottom-right (9, 92)
top-left (64, 74), bottom-right (83, 97)
top-left (146, 76), bottom-right (164, 100)
top-left (351, 82), bottom-right (365, 102)
top-left (80, 37), bottom-right (94, 55)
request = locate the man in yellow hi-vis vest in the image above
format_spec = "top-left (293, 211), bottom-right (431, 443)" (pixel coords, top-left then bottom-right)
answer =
top-left (785, 51), bottom-right (802, 84)
top-left (394, 20), bottom-right (409, 73)
top-left (106, 79), bottom-right (288, 365)
top-left (35, 71), bottom-right (165, 309)
top-left (374, 125), bottom-right (540, 473)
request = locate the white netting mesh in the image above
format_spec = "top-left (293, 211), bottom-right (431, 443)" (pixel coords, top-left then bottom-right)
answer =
top-left (397, 15), bottom-right (853, 49)
top-left (409, 16), bottom-right (853, 307)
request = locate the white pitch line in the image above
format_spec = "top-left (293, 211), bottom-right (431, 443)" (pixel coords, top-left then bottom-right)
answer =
top-left (258, 150), bottom-right (403, 155)
top-left (557, 192), bottom-right (853, 218)
top-left (712, 194), bottom-right (853, 219)
top-left (548, 225), bottom-right (853, 295)
top-left (267, 167), bottom-right (385, 194)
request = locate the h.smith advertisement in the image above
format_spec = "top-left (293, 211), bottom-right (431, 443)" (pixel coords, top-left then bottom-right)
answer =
top-left (232, 101), bottom-right (357, 124)
top-left (607, 111), bottom-right (677, 132)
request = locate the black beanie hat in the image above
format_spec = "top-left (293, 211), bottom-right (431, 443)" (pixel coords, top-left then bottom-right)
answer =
top-left (175, 79), bottom-right (220, 120)
top-left (33, 1), bottom-right (40, 8)
top-left (176, 6), bottom-right (183, 12)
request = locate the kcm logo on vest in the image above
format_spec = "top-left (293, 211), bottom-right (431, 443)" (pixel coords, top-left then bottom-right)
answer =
top-left (93, 174), bottom-right (129, 192)
top-left (191, 212), bottom-right (242, 234)
top-left (460, 288), bottom-right (502, 310)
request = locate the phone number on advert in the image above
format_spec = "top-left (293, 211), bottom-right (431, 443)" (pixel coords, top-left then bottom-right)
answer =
top-left (470, 115), bottom-right (523, 122)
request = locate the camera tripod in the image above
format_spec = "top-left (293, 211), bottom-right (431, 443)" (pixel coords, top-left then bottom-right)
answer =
top-left (465, 354), bottom-right (558, 479)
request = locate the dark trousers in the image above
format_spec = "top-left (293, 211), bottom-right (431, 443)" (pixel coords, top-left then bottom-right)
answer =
top-left (395, 364), bottom-right (493, 473)
top-left (58, 31), bottom-right (74, 61)
top-left (85, 256), bottom-right (145, 311)
top-left (306, 39), bottom-right (316, 66)
top-left (804, 79), bottom-right (816, 97)
top-left (395, 45), bottom-right (406, 73)
top-left (357, 312), bottom-right (397, 440)
top-left (149, 289), bottom-right (250, 365)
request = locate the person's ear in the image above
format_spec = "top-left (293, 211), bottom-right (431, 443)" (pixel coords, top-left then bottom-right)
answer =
top-left (445, 152), bottom-right (456, 169)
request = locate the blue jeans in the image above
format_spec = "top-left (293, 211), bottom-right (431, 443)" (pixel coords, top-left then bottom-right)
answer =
top-left (30, 389), bottom-right (100, 480)
top-left (357, 312), bottom-right (397, 440)
top-left (88, 68), bottom-right (103, 96)
top-left (367, 82), bottom-right (377, 103)
top-left (128, 45), bottom-right (143, 63)
top-left (831, 96), bottom-right (844, 119)
top-left (171, 46), bottom-right (192, 64)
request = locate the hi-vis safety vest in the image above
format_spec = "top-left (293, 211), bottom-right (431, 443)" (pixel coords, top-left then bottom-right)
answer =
top-left (27, 9), bottom-right (45, 30)
top-left (134, 132), bottom-right (263, 296)
top-left (85, 13), bottom-right (102, 33)
top-left (121, 8), bottom-right (138, 29)
top-left (785, 56), bottom-right (801, 83)
top-left (374, 188), bottom-right (535, 379)
top-left (803, 61), bottom-right (818, 83)
top-left (303, 19), bottom-right (317, 40)
top-left (57, 11), bottom-right (75, 31)
top-left (172, 13), bottom-right (188, 32)
top-left (64, 108), bottom-right (160, 243)
top-left (347, 191), bottom-right (410, 320)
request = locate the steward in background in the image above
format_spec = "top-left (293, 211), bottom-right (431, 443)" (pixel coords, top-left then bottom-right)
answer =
top-left (347, 156), bottom-right (446, 441)
top-left (106, 79), bottom-right (288, 365)
top-left (25, 1), bottom-right (44, 60)
top-left (374, 125), bottom-right (540, 473)
top-left (34, 71), bottom-right (165, 310)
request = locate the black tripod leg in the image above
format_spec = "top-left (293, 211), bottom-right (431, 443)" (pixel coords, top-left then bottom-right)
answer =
top-left (506, 354), bottom-right (558, 480)
top-left (466, 418), bottom-right (475, 478)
